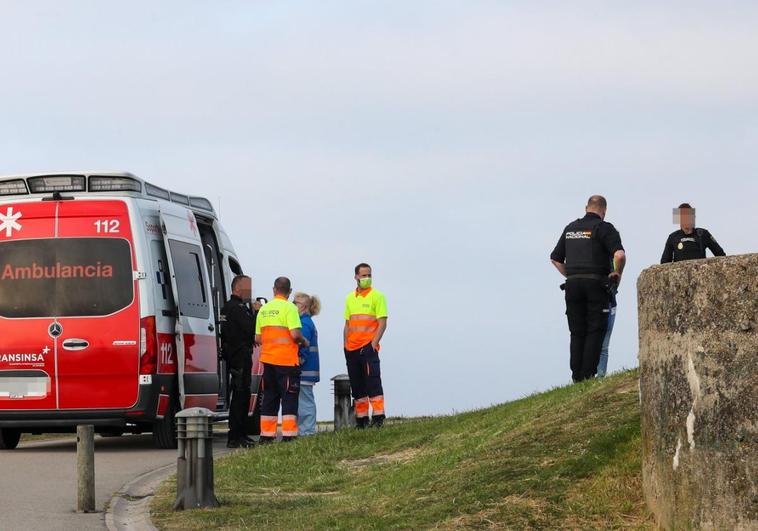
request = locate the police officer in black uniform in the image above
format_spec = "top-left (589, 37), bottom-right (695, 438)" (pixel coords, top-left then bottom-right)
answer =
top-left (221, 274), bottom-right (256, 448)
top-left (551, 195), bottom-right (626, 383)
top-left (660, 203), bottom-right (725, 263)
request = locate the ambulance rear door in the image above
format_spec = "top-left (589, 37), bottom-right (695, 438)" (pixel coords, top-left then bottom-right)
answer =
top-left (214, 220), bottom-right (261, 416)
top-left (158, 201), bottom-right (218, 409)
top-left (55, 200), bottom-right (140, 409)
top-left (0, 199), bottom-right (140, 411)
top-left (0, 201), bottom-right (60, 411)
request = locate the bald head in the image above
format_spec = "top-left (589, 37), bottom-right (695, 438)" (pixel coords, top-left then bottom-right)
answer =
top-left (587, 195), bottom-right (607, 209)
top-left (273, 276), bottom-right (292, 296)
top-left (586, 195), bottom-right (608, 219)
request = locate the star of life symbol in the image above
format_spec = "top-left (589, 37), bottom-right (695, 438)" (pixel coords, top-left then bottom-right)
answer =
top-left (0, 207), bottom-right (22, 237)
top-left (42, 346), bottom-right (50, 355)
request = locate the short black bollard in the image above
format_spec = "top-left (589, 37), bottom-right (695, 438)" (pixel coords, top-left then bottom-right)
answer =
top-left (173, 407), bottom-right (220, 510)
top-left (331, 374), bottom-right (355, 430)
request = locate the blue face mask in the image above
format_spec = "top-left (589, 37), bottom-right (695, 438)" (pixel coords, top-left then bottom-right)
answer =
top-left (359, 277), bottom-right (372, 289)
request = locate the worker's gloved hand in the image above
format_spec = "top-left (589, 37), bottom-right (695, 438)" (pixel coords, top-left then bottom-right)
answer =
top-left (608, 272), bottom-right (621, 286)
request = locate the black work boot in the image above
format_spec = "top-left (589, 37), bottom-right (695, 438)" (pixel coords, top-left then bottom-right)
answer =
top-left (370, 415), bottom-right (385, 428)
top-left (258, 436), bottom-right (275, 445)
top-left (355, 417), bottom-right (370, 429)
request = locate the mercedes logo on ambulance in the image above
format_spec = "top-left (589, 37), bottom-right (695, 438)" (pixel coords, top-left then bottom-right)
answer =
top-left (48, 322), bottom-right (63, 338)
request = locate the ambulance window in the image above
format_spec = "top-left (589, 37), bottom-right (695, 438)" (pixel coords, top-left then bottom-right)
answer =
top-left (168, 240), bottom-right (210, 319)
top-left (0, 238), bottom-right (133, 318)
top-left (229, 257), bottom-right (242, 275)
top-left (150, 240), bottom-right (174, 306)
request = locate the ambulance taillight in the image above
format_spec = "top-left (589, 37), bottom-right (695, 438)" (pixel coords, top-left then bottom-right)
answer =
top-left (139, 316), bottom-right (158, 375)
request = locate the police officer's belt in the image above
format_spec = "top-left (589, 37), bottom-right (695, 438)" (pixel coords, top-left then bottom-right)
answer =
top-left (567, 274), bottom-right (606, 280)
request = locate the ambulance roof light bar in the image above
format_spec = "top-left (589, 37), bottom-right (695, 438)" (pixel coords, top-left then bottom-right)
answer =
top-left (0, 179), bottom-right (28, 196)
top-left (0, 171), bottom-right (216, 215)
top-left (28, 175), bottom-right (86, 194)
top-left (145, 182), bottom-right (170, 200)
top-left (89, 175), bottom-right (142, 193)
top-left (169, 191), bottom-right (190, 206)
top-left (189, 196), bottom-right (214, 213)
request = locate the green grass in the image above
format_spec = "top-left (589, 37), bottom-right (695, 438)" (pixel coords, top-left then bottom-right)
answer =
top-left (151, 369), bottom-right (653, 530)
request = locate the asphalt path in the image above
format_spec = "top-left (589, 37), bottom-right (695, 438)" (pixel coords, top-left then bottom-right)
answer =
top-left (0, 433), bottom-right (227, 531)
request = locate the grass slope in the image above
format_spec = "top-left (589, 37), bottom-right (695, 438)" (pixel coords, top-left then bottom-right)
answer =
top-left (152, 369), bottom-right (653, 530)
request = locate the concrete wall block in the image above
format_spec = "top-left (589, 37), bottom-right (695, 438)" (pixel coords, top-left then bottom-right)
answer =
top-left (637, 254), bottom-right (757, 530)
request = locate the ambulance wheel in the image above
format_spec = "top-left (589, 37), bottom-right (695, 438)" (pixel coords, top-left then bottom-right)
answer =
top-left (152, 396), bottom-right (178, 449)
top-left (0, 428), bottom-right (21, 450)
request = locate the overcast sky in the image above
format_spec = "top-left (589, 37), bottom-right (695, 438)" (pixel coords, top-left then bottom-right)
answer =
top-left (1, 2), bottom-right (755, 418)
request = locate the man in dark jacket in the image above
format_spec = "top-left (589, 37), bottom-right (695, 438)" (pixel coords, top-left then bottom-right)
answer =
top-left (221, 275), bottom-right (256, 448)
top-left (551, 195), bottom-right (626, 383)
top-left (661, 203), bottom-right (725, 263)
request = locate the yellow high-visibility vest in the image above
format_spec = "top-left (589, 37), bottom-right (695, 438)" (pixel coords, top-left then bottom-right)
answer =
top-left (256, 295), bottom-right (302, 366)
top-left (344, 288), bottom-right (387, 350)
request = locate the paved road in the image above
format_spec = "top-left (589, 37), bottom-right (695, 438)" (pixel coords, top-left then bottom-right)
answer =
top-left (0, 433), bottom-right (227, 531)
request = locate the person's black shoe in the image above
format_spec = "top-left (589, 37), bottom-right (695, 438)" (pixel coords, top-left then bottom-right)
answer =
top-left (355, 417), bottom-right (369, 429)
top-left (281, 436), bottom-right (297, 442)
top-left (258, 436), bottom-right (275, 445)
top-left (242, 435), bottom-right (256, 445)
top-left (226, 439), bottom-right (242, 449)
top-left (370, 415), bottom-right (385, 428)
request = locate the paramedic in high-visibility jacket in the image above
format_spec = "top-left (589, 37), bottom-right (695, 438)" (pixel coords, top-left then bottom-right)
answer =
top-left (255, 277), bottom-right (309, 442)
top-left (344, 263), bottom-right (388, 428)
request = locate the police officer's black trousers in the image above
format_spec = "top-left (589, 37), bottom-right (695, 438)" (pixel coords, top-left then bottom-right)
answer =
top-left (228, 363), bottom-right (251, 443)
top-left (564, 277), bottom-right (610, 382)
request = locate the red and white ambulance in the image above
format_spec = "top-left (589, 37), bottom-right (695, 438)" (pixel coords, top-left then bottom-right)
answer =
top-left (0, 172), bottom-right (262, 449)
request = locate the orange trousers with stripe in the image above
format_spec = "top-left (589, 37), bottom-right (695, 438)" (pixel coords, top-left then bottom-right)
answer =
top-left (344, 343), bottom-right (385, 419)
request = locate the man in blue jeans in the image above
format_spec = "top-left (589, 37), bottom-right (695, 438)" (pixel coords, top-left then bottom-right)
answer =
top-left (597, 293), bottom-right (617, 378)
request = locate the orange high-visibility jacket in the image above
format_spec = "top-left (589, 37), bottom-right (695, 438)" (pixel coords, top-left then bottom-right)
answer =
top-left (344, 288), bottom-right (387, 351)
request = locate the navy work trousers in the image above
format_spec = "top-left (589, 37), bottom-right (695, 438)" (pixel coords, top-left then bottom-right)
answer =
top-left (344, 343), bottom-right (384, 420)
top-left (260, 363), bottom-right (300, 439)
